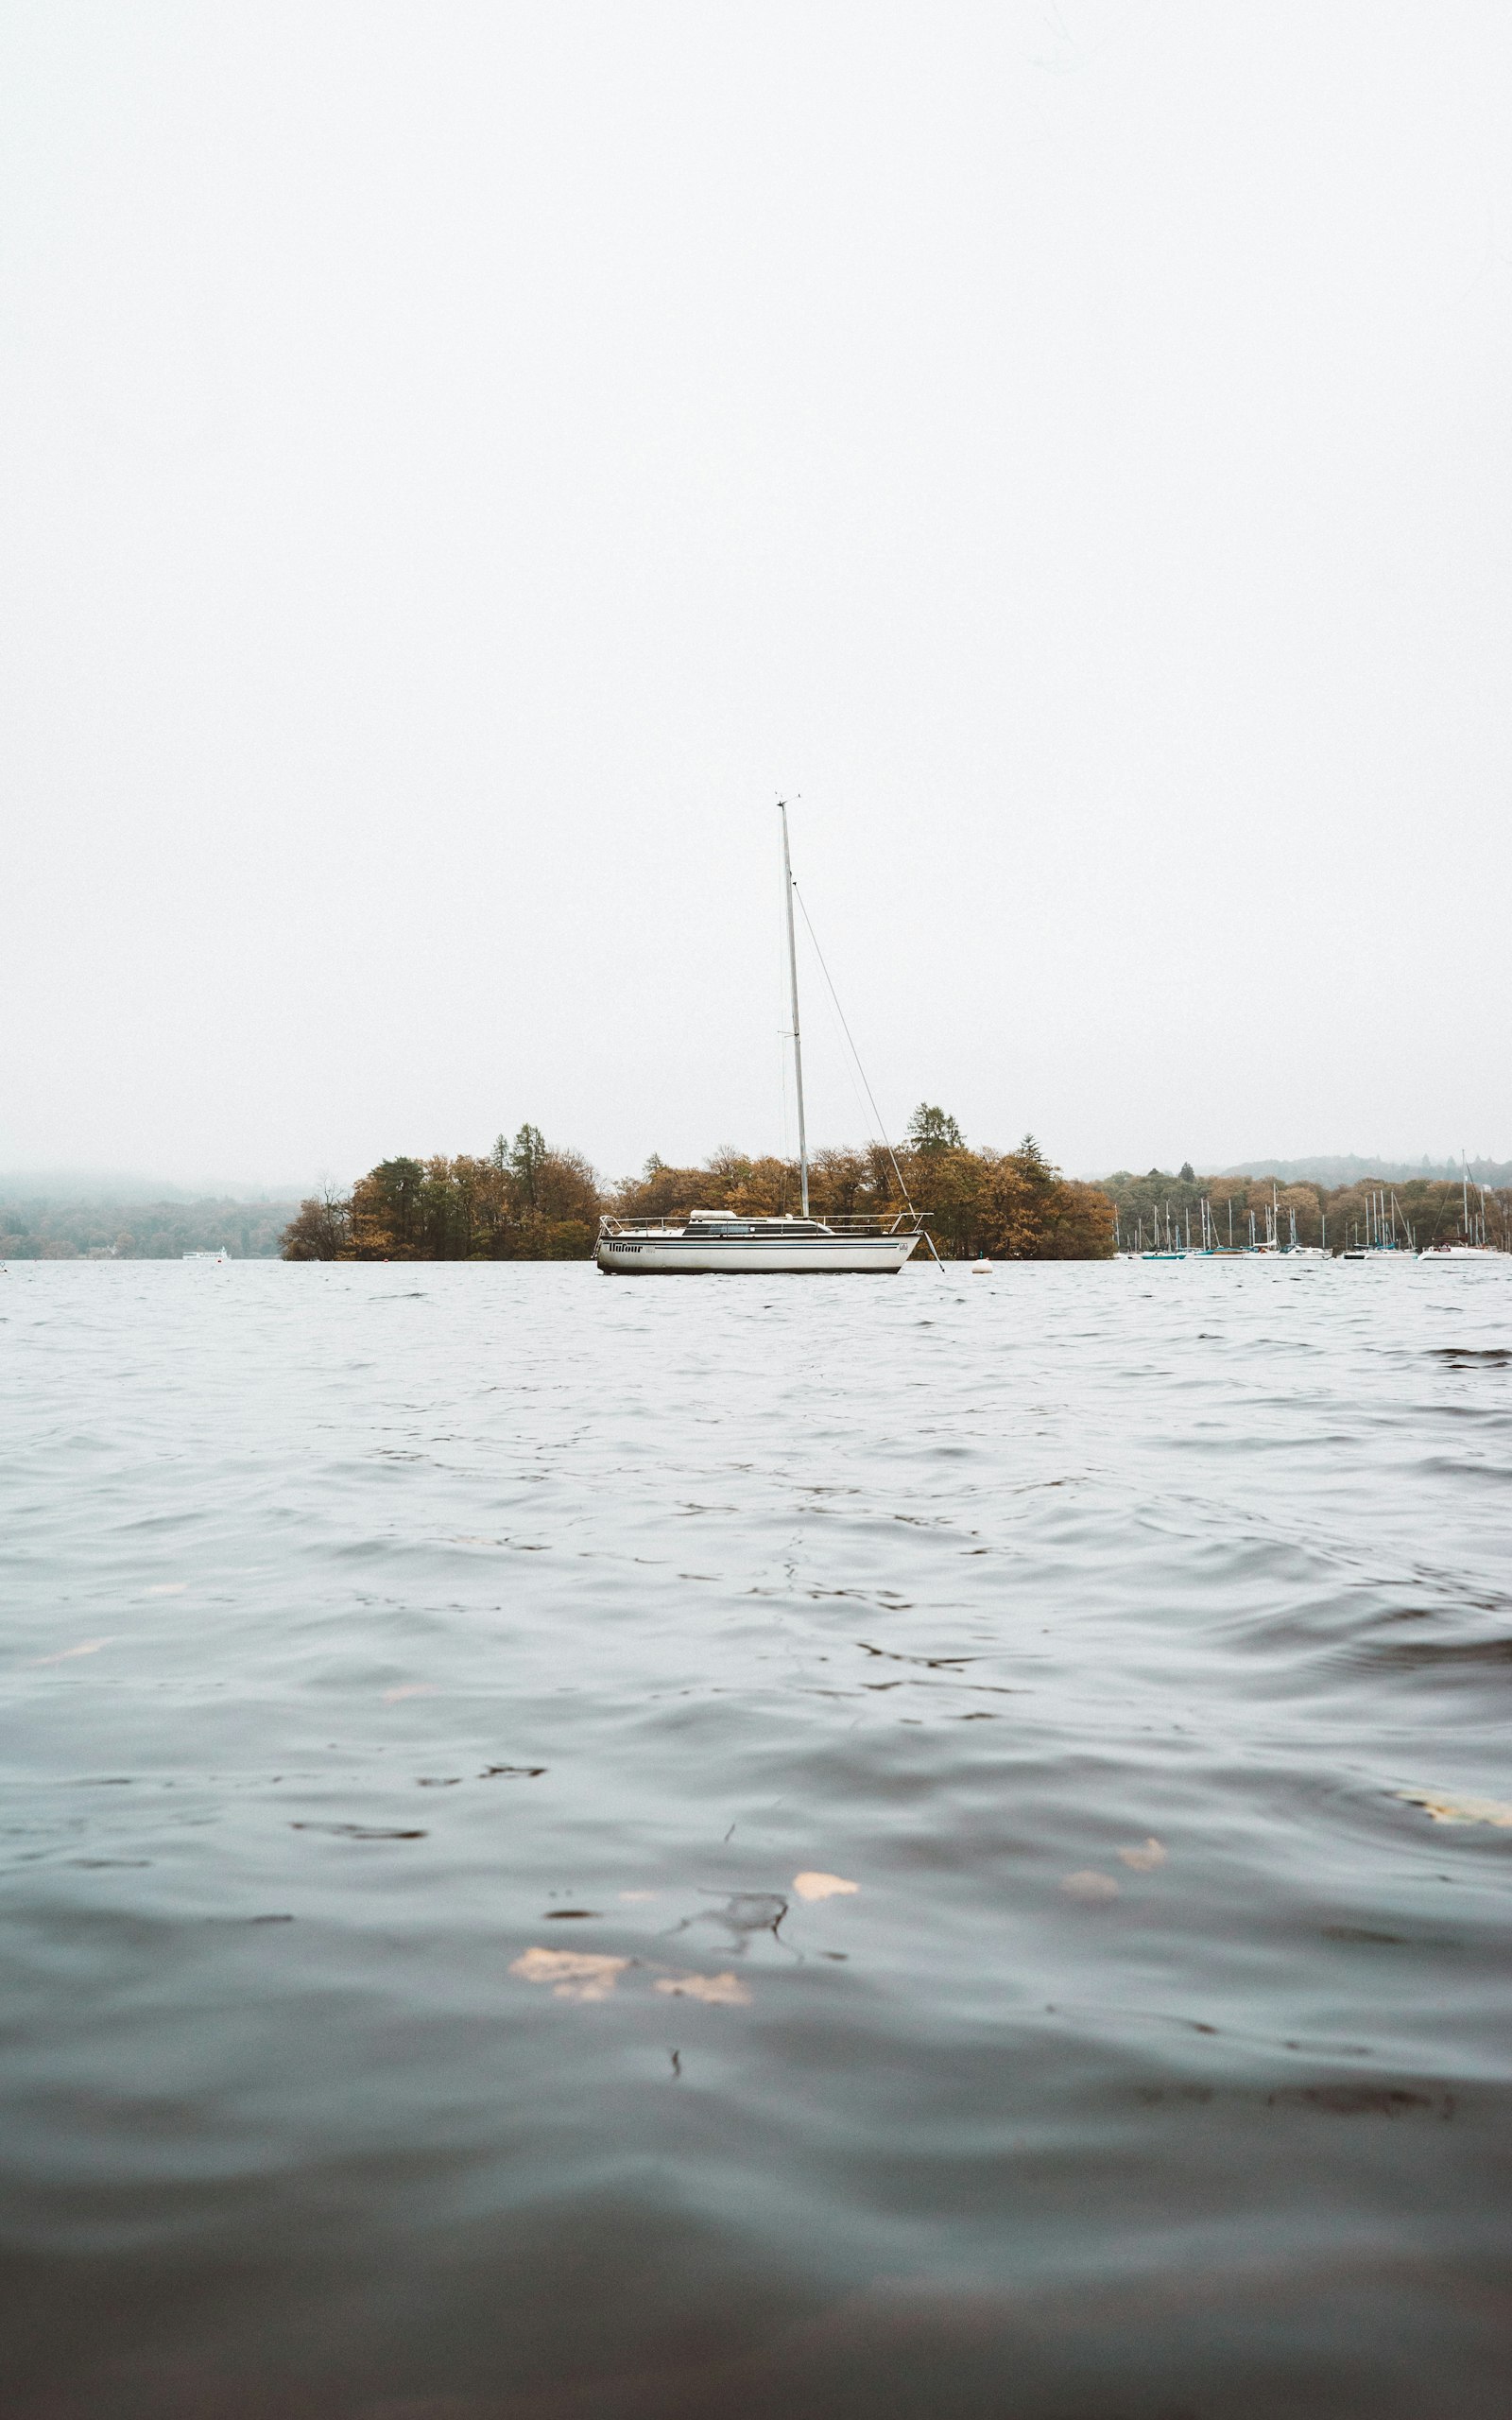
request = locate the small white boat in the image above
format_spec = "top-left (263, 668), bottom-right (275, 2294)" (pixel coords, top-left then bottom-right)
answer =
top-left (596, 804), bottom-right (928, 1278)
top-left (182, 1249), bottom-right (227, 1264)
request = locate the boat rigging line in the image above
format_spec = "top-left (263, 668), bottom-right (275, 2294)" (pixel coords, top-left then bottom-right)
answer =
top-left (783, 823), bottom-right (946, 1272)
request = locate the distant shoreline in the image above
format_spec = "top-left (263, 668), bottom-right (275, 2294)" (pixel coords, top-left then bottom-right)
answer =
top-left (5, 1151), bottom-right (1509, 1262)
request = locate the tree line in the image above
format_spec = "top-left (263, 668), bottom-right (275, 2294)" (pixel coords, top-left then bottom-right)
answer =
top-left (281, 1110), bottom-right (1119, 1261)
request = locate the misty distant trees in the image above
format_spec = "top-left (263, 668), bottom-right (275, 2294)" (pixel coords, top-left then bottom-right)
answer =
top-left (0, 1193), bottom-right (297, 1259)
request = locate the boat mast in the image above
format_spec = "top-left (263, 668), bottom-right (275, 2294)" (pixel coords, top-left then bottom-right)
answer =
top-left (779, 801), bottom-right (810, 1218)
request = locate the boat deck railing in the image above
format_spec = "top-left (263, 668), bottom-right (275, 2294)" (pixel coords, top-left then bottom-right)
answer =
top-left (597, 1211), bottom-right (931, 1236)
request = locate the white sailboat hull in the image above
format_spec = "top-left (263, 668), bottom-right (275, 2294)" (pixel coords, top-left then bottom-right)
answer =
top-left (596, 1231), bottom-right (920, 1274)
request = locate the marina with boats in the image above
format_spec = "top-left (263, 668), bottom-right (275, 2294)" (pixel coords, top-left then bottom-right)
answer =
top-left (1117, 1165), bottom-right (1505, 1265)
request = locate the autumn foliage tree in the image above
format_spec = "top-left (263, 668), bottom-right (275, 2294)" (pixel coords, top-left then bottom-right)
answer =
top-left (281, 1127), bottom-right (600, 1261)
top-left (280, 1188), bottom-right (352, 1260)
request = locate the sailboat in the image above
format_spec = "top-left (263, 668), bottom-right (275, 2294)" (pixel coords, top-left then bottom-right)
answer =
top-left (1342, 1184), bottom-right (1411, 1260)
top-left (1418, 1158), bottom-right (1503, 1264)
top-left (594, 806), bottom-right (929, 1274)
top-left (1140, 1200), bottom-right (1184, 1259)
top-left (1279, 1198), bottom-right (1328, 1260)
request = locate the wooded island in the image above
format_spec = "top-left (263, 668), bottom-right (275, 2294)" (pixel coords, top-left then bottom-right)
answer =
top-left (280, 1110), bottom-right (1116, 1262)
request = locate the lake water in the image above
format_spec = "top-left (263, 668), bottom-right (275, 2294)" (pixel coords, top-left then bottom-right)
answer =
top-left (2, 1257), bottom-right (1510, 2417)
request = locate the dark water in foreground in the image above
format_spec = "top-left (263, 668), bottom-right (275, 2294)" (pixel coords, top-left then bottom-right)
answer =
top-left (2, 1259), bottom-right (1510, 2418)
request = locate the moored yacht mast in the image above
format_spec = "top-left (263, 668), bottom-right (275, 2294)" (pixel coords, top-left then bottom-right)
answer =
top-left (780, 800), bottom-right (810, 1218)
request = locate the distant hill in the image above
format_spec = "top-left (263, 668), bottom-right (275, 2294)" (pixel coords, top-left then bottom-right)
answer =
top-left (1212, 1155), bottom-right (1512, 1187)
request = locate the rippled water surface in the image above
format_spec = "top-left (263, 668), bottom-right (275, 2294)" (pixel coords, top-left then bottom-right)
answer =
top-left (3, 1258), bottom-right (1511, 2417)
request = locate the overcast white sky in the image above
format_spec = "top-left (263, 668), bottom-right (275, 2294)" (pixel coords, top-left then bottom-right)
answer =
top-left (3, 1), bottom-right (1508, 1189)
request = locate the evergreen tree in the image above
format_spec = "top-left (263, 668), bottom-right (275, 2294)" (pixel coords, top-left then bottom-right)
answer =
top-left (907, 1103), bottom-right (964, 1152)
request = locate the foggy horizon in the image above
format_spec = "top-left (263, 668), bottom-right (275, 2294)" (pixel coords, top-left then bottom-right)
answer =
top-left (3, 1141), bottom-right (1508, 1205)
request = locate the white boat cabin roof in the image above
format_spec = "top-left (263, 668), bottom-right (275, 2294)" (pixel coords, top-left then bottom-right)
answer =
top-left (683, 1210), bottom-right (829, 1231)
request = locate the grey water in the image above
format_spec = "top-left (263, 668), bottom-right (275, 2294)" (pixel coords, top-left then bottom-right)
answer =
top-left (2, 1259), bottom-right (1510, 2418)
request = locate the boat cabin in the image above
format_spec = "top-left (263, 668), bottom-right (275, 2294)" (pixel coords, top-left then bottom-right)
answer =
top-left (679, 1211), bottom-right (833, 1237)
